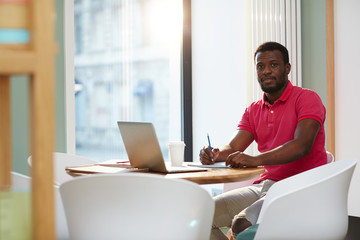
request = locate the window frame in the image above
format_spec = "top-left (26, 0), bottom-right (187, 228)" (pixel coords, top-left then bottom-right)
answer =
top-left (64, 0), bottom-right (194, 160)
top-left (182, 0), bottom-right (193, 161)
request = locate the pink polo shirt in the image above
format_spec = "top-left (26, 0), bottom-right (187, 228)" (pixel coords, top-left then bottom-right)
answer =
top-left (238, 81), bottom-right (327, 183)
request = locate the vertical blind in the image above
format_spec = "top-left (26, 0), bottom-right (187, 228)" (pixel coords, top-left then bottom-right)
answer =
top-left (251, 0), bottom-right (302, 100)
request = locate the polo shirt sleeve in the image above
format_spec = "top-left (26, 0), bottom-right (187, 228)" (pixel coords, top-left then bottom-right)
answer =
top-left (296, 89), bottom-right (326, 125)
top-left (237, 106), bottom-right (254, 134)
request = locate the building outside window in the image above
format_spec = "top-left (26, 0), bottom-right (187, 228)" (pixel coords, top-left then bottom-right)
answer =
top-left (73, 0), bottom-right (183, 161)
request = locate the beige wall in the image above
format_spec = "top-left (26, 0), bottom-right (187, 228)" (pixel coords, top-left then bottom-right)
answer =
top-left (334, 0), bottom-right (360, 217)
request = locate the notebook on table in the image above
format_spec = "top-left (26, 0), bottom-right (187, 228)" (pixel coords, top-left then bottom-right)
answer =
top-left (117, 121), bottom-right (207, 173)
top-left (187, 161), bottom-right (231, 169)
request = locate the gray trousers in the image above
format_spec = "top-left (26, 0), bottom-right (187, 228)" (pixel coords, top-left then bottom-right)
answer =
top-left (210, 179), bottom-right (275, 240)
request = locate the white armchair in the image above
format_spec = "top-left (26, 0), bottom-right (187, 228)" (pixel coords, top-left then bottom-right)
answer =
top-left (60, 173), bottom-right (215, 240)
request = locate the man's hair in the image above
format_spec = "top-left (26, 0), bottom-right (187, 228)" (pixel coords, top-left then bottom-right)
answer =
top-left (254, 41), bottom-right (289, 64)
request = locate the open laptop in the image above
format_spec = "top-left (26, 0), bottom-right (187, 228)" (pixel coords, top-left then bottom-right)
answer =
top-left (117, 121), bottom-right (207, 173)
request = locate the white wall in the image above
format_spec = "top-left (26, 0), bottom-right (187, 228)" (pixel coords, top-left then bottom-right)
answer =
top-left (192, 0), bottom-right (251, 162)
top-left (334, 0), bottom-right (360, 217)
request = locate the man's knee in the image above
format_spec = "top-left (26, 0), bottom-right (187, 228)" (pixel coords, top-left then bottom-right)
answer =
top-left (231, 217), bottom-right (252, 237)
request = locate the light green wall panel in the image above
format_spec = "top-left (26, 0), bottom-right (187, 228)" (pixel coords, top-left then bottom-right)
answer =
top-left (301, 0), bottom-right (327, 105)
top-left (55, 0), bottom-right (66, 155)
top-left (11, 76), bottom-right (30, 175)
top-left (301, 0), bottom-right (327, 147)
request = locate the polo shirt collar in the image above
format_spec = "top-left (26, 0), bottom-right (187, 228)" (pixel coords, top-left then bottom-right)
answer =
top-left (262, 80), bottom-right (293, 105)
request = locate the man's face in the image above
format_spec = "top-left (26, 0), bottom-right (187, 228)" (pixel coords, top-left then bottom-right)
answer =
top-left (255, 50), bottom-right (290, 94)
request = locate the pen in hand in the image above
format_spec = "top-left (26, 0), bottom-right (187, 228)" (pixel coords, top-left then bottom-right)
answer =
top-left (207, 133), bottom-right (214, 162)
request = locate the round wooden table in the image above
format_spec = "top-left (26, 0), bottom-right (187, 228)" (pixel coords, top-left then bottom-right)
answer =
top-left (66, 164), bottom-right (265, 185)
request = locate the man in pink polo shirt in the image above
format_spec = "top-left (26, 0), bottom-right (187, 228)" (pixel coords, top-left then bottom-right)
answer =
top-left (199, 41), bottom-right (327, 240)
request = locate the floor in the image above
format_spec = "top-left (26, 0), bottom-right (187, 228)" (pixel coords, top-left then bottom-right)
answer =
top-left (345, 216), bottom-right (360, 240)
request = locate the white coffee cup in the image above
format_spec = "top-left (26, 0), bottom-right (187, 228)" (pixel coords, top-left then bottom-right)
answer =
top-left (169, 141), bottom-right (186, 166)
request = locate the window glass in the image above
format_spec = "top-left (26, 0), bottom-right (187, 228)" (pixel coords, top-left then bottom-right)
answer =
top-left (74, 0), bottom-right (183, 161)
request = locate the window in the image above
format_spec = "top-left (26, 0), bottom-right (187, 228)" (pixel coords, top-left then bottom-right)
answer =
top-left (66, 0), bottom-right (252, 165)
top-left (69, 0), bottom-right (183, 161)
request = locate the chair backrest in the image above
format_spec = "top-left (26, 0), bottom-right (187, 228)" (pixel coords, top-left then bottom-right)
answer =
top-left (11, 172), bottom-right (69, 239)
top-left (254, 158), bottom-right (357, 240)
top-left (60, 173), bottom-right (215, 240)
top-left (226, 151), bottom-right (334, 195)
top-left (54, 185), bottom-right (70, 240)
top-left (11, 171), bottom-right (31, 191)
top-left (28, 152), bottom-right (97, 185)
top-left (327, 151), bottom-right (335, 163)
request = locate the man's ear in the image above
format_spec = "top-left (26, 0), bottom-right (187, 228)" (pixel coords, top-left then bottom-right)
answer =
top-left (286, 63), bottom-right (291, 74)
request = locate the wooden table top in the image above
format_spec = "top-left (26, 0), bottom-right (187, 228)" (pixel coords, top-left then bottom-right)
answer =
top-left (66, 164), bottom-right (265, 185)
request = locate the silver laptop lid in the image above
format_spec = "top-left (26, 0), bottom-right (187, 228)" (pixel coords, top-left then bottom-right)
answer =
top-left (117, 121), bottom-right (167, 173)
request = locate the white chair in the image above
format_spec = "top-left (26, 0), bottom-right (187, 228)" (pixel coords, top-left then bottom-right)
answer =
top-left (27, 152), bottom-right (97, 185)
top-left (225, 151), bottom-right (335, 195)
top-left (60, 173), bottom-right (215, 240)
top-left (11, 171), bottom-right (31, 191)
top-left (11, 171), bottom-right (70, 240)
top-left (327, 151), bottom-right (335, 163)
top-left (54, 184), bottom-right (70, 240)
top-left (252, 158), bottom-right (357, 240)
top-left (27, 152), bottom-right (96, 239)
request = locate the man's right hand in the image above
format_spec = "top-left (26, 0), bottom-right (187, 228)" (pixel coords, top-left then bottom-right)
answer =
top-left (199, 146), bottom-right (220, 165)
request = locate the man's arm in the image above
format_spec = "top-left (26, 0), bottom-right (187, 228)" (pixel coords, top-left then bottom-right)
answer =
top-left (226, 118), bottom-right (321, 167)
top-left (199, 129), bottom-right (254, 164)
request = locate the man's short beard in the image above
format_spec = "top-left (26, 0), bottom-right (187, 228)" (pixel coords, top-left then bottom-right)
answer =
top-left (259, 71), bottom-right (287, 93)
top-left (260, 80), bottom-right (286, 93)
